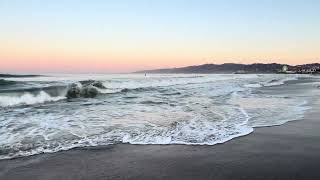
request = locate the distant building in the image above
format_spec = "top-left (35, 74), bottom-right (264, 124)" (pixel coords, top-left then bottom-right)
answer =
top-left (295, 65), bottom-right (320, 74)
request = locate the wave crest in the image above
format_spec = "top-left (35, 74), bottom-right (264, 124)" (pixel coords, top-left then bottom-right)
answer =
top-left (0, 91), bottom-right (65, 107)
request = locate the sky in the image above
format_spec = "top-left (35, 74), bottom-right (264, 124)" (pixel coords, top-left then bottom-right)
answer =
top-left (0, 0), bottom-right (319, 73)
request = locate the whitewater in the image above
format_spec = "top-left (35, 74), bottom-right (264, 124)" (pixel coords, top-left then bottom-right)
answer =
top-left (0, 74), bottom-right (314, 159)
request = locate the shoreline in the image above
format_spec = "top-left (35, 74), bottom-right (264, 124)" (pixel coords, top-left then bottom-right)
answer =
top-left (1, 78), bottom-right (320, 179)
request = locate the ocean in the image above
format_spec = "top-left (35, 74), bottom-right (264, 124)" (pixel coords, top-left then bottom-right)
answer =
top-left (0, 74), bottom-right (314, 159)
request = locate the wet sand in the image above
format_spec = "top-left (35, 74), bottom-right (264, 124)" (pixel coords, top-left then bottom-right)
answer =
top-left (0, 78), bottom-right (320, 180)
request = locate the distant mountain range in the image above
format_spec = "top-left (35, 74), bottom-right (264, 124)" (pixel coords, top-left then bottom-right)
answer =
top-left (135, 63), bottom-right (320, 74)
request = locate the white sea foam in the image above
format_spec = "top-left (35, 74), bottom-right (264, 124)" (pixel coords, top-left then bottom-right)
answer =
top-left (243, 76), bottom-right (298, 88)
top-left (263, 76), bottom-right (298, 87)
top-left (0, 91), bottom-right (65, 107)
top-left (244, 83), bottom-right (263, 88)
top-left (0, 74), bottom-right (313, 159)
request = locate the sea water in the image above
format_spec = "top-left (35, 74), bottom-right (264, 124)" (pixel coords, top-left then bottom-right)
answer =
top-left (0, 74), bottom-right (314, 159)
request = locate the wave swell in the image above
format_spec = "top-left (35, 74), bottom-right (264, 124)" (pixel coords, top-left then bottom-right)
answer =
top-left (0, 91), bottom-right (65, 107)
top-left (0, 79), bottom-right (19, 86)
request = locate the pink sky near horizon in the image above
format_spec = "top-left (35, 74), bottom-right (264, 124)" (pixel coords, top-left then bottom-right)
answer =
top-left (1, 57), bottom-right (318, 73)
top-left (1, 34), bottom-right (319, 73)
top-left (1, 36), bottom-right (318, 73)
top-left (1, 44), bottom-right (319, 73)
top-left (1, 0), bottom-right (319, 73)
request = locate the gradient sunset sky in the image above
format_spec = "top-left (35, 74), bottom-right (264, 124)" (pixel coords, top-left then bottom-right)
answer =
top-left (0, 0), bottom-right (319, 73)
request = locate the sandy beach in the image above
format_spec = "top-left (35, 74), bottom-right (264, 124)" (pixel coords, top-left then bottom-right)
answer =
top-left (0, 78), bottom-right (319, 180)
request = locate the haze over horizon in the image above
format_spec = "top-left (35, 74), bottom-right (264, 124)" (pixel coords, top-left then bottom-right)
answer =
top-left (0, 0), bottom-right (319, 73)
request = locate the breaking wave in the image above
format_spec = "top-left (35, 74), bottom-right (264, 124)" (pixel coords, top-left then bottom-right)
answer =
top-left (244, 76), bottom-right (298, 88)
top-left (0, 75), bottom-right (299, 107)
top-left (0, 74), bottom-right (314, 159)
top-left (264, 76), bottom-right (298, 87)
top-left (0, 91), bottom-right (65, 107)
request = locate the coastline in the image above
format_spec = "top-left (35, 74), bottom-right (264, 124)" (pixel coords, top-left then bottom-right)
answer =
top-left (0, 78), bottom-right (320, 179)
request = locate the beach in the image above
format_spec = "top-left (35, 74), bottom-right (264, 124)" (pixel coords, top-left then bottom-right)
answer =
top-left (0, 77), bottom-right (319, 180)
top-left (2, 0), bottom-right (320, 179)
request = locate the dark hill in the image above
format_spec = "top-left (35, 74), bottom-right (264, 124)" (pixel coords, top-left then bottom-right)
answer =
top-left (135, 63), bottom-right (290, 74)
